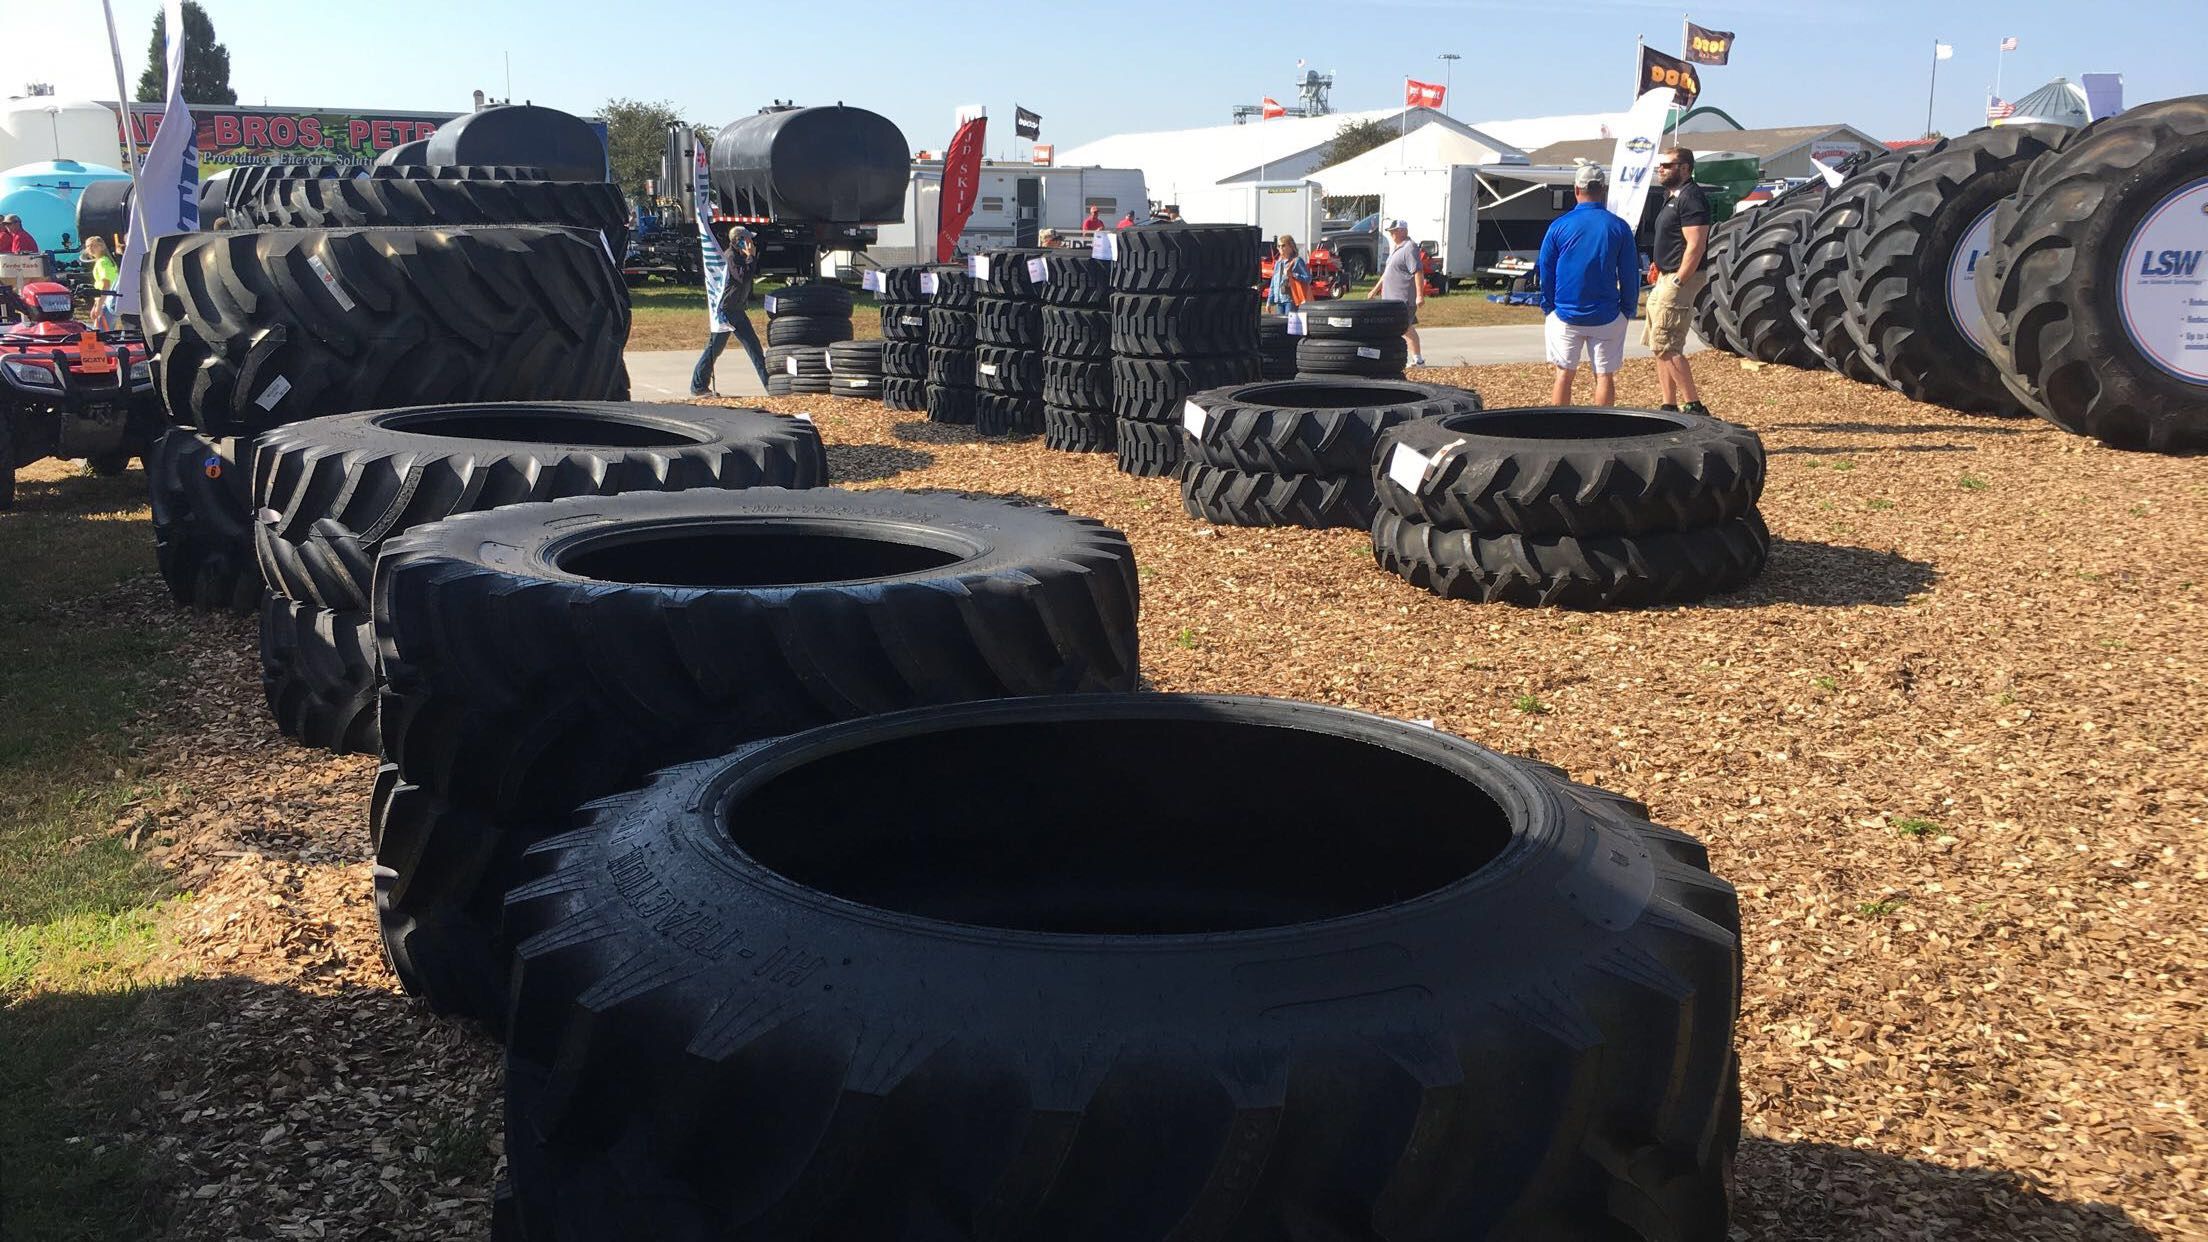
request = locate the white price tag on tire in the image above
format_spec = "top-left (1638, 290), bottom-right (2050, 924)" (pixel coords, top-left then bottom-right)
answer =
top-left (970, 255), bottom-right (992, 282)
top-left (1285, 312), bottom-right (1308, 336)
top-left (901, 315), bottom-right (924, 327)
top-left (785, 356), bottom-right (799, 376)
top-left (978, 362), bottom-right (999, 377)
top-left (861, 271), bottom-right (879, 292)
top-left (920, 272), bottom-right (939, 294)
top-left (1027, 257), bottom-right (1047, 284)
top-left (1327, 315), bottom-right (1354, 328)
top-left (1356, 346), bottom-right (1382, 359)
top-left (1386, 443), bottom-right (1434, 492)
top-left (763, 295), bottom-right (778, 315)
top-left (1092, 232), bottom-right (1117, 261)
top-left (1181, 401), bottom-right (1208, 438)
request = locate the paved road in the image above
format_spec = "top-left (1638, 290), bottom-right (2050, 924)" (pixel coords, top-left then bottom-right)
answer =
top-left (630, 320), bottom-right (1706, 401)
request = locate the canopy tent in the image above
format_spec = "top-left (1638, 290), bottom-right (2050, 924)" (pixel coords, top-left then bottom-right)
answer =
top-left (1307, 124), bottom-right (1530, 198)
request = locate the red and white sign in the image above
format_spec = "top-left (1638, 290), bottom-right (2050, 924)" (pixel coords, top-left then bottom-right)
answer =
top-left (937, 116), bottom-right (988, 263)
top-left (1261, 97), bottom-right (1287, 120)
top-left (1032, 144), bottom-right (1054, 166)
top-left (1405, 79), bottom-right (1447, 110)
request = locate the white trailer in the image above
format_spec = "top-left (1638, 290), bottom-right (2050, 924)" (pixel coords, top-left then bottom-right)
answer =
top-left (1377, 164), bottom-right (1582, 285)
top-left (869, 163), bottom-right (1145, 265)
top-left (1176, 181), bottom-right (1325, 245)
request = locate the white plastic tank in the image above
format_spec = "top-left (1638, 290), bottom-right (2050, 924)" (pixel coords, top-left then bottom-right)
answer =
top-left (0, 98), bottom-right (126, 171)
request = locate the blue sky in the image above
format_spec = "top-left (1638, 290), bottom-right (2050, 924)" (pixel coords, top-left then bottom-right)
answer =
top-left (5, 0), bottom-right (2201, 155)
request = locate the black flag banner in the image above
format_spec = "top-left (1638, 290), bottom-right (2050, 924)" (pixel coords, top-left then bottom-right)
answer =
top-left (1015, 106), bottom-right (1042, 140)
top-left (1685, 22), bottom-right (1734, 65)
top-left (1637, 45), bottom-right (1702, 108)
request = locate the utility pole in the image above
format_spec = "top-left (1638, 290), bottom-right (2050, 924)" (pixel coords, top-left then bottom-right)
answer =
top-left (1438, 53), bottom-right (1460, 117)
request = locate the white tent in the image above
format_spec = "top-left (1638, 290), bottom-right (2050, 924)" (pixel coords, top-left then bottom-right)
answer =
top-left (1471, 108), bottom-right (1741, 152)
top-left (1309, 124), bottom-right (1528, 197)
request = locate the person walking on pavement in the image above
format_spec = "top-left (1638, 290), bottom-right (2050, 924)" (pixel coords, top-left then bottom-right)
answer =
top-left (690, 225), bottom-right (770, 398)
top-left (1537, 164), bottom-right (1640, 406)
top-left (1646, 147), bottom-right (1713, 414)
top-left (1369, 219), bottom-right (1426, 366)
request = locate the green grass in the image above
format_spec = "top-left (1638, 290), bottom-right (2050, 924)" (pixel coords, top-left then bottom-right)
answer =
top-left (1830, 459), bottom-right (1858, 472)
top-left (1866, 498), bottom-right (1894, 511)
top-left (625, 280), bottom-right (886, 352)
top-left (1892, 817), bottom-right (1937, 839)
top-left (1856, 898), bottom-right (1905, 917)
top-left (0, 462), bottom-right (192, 1239)
top-left (1172, 627), bottom-right (1197, 650)
top-left (1814, 675), bottom-right (1839, 692)
top-left (1959, 474), bottom-right (1989, 491)
top-left (1512, 693), bottom-right (1549, 716)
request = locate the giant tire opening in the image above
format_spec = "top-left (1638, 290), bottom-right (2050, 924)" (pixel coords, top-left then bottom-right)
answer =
top-left (556, 525), bottom-right (968, 587)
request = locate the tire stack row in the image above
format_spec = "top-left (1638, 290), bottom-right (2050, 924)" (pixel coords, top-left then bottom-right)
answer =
top-left (1108, 224), bottom-right (1262, 477)
top-left (827, 340), bottom-right (885, 398)
top-left (763, 282), bottom-right (854, 396)
top-left (972, 247), bottom-right (1050, 436)
top-left (1294, 300), bottom-right (1413, 379)
top-left (1180, 378), bottom-right (1483, 530)
top-left (1370, 406), bottom-right (1770, 608)
top-left (1039, 250), bottom-right (1115, 452)
top-left (925, 264), bottom-right (978, 425)
top-left (874, 265), bottom-right (931, 411)
top-left (1258, 314), bottom-right (1298, 379)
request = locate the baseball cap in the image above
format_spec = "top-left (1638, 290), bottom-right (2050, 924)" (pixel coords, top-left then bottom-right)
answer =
top-left (1573, 163), bottom-right (1608, 189)
top-left (1385, 218), bottom-right (1409, 232)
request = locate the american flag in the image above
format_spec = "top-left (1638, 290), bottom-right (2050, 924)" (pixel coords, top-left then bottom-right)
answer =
top-left (1987, 96), bottom-right (2016, 120)
top-left (2000, 36), bottom-right (2018, 51)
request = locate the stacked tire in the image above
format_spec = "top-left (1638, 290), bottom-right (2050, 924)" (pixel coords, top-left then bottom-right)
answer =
top-left (875, 265), bottom-right (932, 412)
top-left (1295, 300), bottom-right (1413, 379)
top-left (1787, 150), bottom-right (1917, 381)
top-left (972, 248), bottom-right (1049, 436)
top-left (1370, 406), bottom-right (1770, 608)
top-left (230, 164), bottom-right (628, 259)
top-left (251, 403), bottom-right (827, 753)
top-left (1109, 224), bottom-right (1262, 477)
top-left (1181, 378), bottom-right (1481, 529)
top-left (1258, 314), bottom-right (1298, 379)
top-left (140, 212), bottom-right (632, 619)
top-left (826, 340), bottom-right (885, 399)
top-left (372, 488), bottom-right (1141, 1026)
top-left (1038, 250), bottom-right (1115, 452)
top-left (1978, 96), bottom-right (2208, 453)
top-left (763, 282), bottom-right (854, 396)
top-left (926, 264), bottom-right (978, 425)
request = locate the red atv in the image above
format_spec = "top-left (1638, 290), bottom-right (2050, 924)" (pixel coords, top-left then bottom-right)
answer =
top-left (1, 280), bottom-right (159, 509)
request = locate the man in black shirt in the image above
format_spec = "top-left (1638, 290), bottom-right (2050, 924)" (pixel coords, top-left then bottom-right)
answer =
top-left (1645, 148), bottom-right (1713, 415)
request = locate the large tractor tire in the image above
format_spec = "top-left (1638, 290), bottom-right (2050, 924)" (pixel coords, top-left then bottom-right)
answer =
top-left (148, 427), bottom-right (260, 613)
top-left (1700, 216), bottom-right (1754, 355)
top-left (1110, 224), bottom-right (1262, 293)
top-left (1372, 508), bottom-right (1771, 610)
top-left (234, 175), bottom-right (631, 259)
top-left (498, 695), bottom-right (1741, 1240)
top-left (1789, 151), bottom-right (1915, 381)
top-left (1978, 96), bottom-right (2208, 452)
top-left (1841, 125), bottom-right (2071, 414)
top-left (1182, 378), bottom-right (1482, 475)
top-left (1723, 196), bottom-right (1825, 368)
top-left (142, 226), bottom-right (629, 437)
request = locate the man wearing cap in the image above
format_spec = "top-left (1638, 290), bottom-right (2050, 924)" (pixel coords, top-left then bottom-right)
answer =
top-left (0, 216), bottom-right (38, 256)
top-left (1536, 164), bottom-right (1640, 406)
top-left (1646, 147), bottom-right (1713, 414)
top-left (1369, 219), bottom-right (1426, 366)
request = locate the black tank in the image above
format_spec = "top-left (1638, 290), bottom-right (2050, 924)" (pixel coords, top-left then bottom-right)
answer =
top-left (423, 105), bottom-right (605, 182)
top-left (709, 105), bottom-right (908, 224)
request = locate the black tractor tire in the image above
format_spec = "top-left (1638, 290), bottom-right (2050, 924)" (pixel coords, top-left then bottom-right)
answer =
top-left (784, 375), bottom-right (832, 397)
top-left (1373, 406), bottom-right (1765, 537)
top-left (1788, 151), bottom-right (1913, 379)
top-left (764, 345), bottom-right (830, 378)
top-left (882, 376), bottom-right (927, 411)
top-left (235, 175), bottom-right (630, 258)
top-left (974, 346), bottom-right (1042, 396)
top-left (1110, 224), bottom-right (1262, 293)
top-left (1259, 315), bottom-right (1298, 378)
top-left (1181, 462), bottom-right (1377, 529)
top-left (826, 340), bottom-right (884, 376)
top-left (497, 694), bottom-right (1740, 1241)
top-left (970, 247), bottom-right (1052, 299)
top-left (149, 427), bottom-right (260, 612)
top-left (1182, 378), bottom-right (1482, 476)
top-left (1116, 418), bottom-right (1183, 476)
top-left (1039, 251), bottom-right (1111, 306)
top-left (881, 340), bottom-right (928, 378)
top-left (975, 297), bottom-right (1044, 348)
top-left (373, 488), bottom-right (1140, 1023)
top-left (1295, 337), bottom-right (1409, 378)
top-left (929, 267), bottom-right (975, 311)
top-left (764, 315), bottom-right (853, 348)
top-left (876, 265), bottom-right (931, 303)
top-left (1724, 198), bottom-right (1824, 368)
top-left (1372, 508), bottom-right (1771, 609)
top-left (1042, 356), bottom-right (1112, 411)
top-left (925, 347), bottom-right (976, 389)
top-left (763, 282), bottom-right (853, 319)
top-left (829, 374), bottom-right (881, 397)
top-left (142, 226), bottom-right (628, 436)
top-left (927, 307), bottom-right (978, 349)
top-left (1300, 298), bottom-right (1413, 339)
top-left (926, 382), bottom-right (976, 425)
top-left (259, 597), bottom-right (380, 753)
top-left (1110, 290), bottom-right (1261, 356)
top-left (1112, 354), bottom-right (1262, 423)
top-left (1703, 214), bottom-right (1756, 356)
top-left (1690, 220), bottom-right (1742, 353)
top-left (973, 391), bottom-right (1044, 436)
top-left (1842, 125), bottom-right (2071, 413)
top-left (880, 305), bottom-right (931, 342)
top-left (1043, 404), bottom-right (1116, 452)
top-left (1041, 305), bottom-right (1112, 359)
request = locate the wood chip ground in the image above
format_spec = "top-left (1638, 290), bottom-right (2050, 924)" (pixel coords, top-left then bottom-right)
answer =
top-left (63, 357), bottom-right (2207, 1238)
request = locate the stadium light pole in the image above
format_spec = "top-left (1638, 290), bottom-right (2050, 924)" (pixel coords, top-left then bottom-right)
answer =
top-left (1438, 53), bottom-right (1461, 116)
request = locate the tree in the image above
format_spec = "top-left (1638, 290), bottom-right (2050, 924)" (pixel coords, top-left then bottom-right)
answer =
top-left (135, 1), bottom-right (236, 104)
top-left (603, 98), bottom-right (708, 199)
top-left (1319, 117), bottom-right (1396, 169)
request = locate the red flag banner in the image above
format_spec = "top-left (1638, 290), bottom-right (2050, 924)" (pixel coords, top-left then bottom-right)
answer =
top-left (936, 116), bottom-right (987, 263)
top-left (1261, 97), bottom-right (1286, 119)
top-left (1405, 78), bottom-right (1447, 109)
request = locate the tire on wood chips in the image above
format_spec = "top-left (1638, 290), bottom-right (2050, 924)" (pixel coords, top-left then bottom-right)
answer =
top-left (1183, 378), bottom-right (1482, 475)
top-left (765, 314), bottom-right (854, 348)
top-left (1112, 354), bottom-right (1262, 423)
top-left (141, 226), bottom-right (628, 436)
top-left (827, 341), bottom-right (884, 375)
top-left (1109, 224), bottom-right (1262, 292)
top-left (259, 596), bottom-right (380, 753)
top-left (1043, 403), bottom-right (1116, 452)
top-left (149, 426), bottom-right (261, 612)
top-left (882, 376), bottom-right (926, 411)
top-left (973, 346), bottom-right (1042, 396)
top-left (1842, 124), bottom-right (2070, 414)
top-left (1723, 197), bottom-right (1824, 368)
top-left (1041, 305), bottom-right (1112, 358)
top-left (765, 345), bottom-right (830, 377)
top-left (234, 175), bottom-right (630, 258)
top-left (1690, 220), bottom-right (1744, 353)
top-left (1373, 406), bottom-right (1765, 537)
top-left (925, 347), bottom-right (976, 389)
top-left (974, 390), bottom-right (1044, 436)
top-left (1788, 151), bottom-right (1914, 379)
top-left (763, 282), bottom-right (854, 318)
top-left (1042, 356), bottom-right (1112, 411)
top-left (497, 694), bottom-right (1741, 1241)
top-left (1295, 336), bottom-right (1409, 378)
top-left (1300, 298), bottom-right (1413, 339)
top-left (1181, 462), bottom-right (1378, 529)
top-left (373, 488), bottom-right (1141, 1023)
top-left (1116, 418), bottom-right (1183, 476)
top-left (1372, 508), bottom-right (1771, 609)
top-left (926, 382), bottom-right (976, 424)
top-left (881, 339), bottom-right (928, 378)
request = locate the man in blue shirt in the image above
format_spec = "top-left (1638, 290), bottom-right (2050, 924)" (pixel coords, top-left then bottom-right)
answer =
top-left (1537, 163), bottom-right (1641, 406)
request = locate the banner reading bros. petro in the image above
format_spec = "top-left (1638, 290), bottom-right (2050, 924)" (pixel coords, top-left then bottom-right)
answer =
top-left (113, 103), bottom-right (462, 176)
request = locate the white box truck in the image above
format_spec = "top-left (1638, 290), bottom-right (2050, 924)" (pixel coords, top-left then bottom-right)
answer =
top-left (1177, 181), bottom-right (1325, 245)
top-left (1379, 165), bottom-right (1479, 287)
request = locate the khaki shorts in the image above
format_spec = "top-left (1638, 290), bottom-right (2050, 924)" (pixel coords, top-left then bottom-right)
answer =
top-left (1642, 270), bottom-right (1707, 356)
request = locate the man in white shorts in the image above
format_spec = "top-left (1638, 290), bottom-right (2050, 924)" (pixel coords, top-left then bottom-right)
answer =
top-left (1537, 163), bottom-right (1641, 405)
